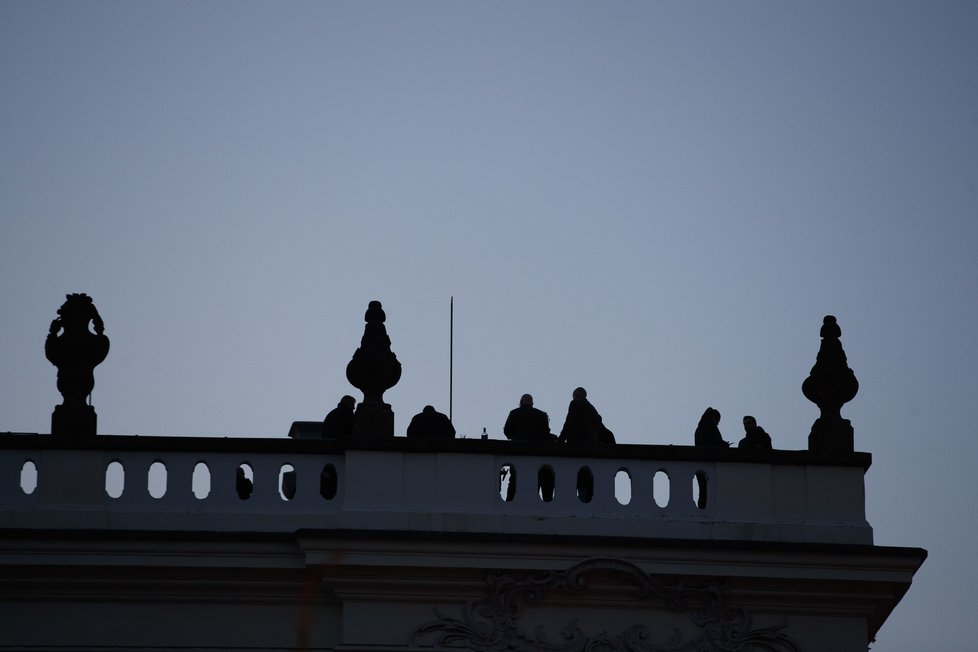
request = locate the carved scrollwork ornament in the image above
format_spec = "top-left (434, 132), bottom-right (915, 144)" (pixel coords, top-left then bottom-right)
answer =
top-left (410, 558), bottom-right (800, 652)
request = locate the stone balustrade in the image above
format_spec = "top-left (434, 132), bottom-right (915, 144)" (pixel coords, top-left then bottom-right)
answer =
top-left (0, 434), bottom-right (872, 544)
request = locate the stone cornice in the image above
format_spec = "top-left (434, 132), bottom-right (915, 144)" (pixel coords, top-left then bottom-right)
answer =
top-left (0, 432), bottom-right (872, 469)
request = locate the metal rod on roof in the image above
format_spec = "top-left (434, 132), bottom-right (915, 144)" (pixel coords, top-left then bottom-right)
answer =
top-left (449, 296), bottom-right (454, 422)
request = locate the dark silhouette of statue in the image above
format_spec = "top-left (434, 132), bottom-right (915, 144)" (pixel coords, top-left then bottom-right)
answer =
top-left (559, 387), bottom-right (615, 444)
top-left (346, 301), bottom-right (401, 437)
top-left (504, 394), bottom-right (556, 442)
top-left (737, 415), bottom-right (773, 449)
top-left (322, 395), bottom-right (356, 439)
top-left (694, 407), bottom-right (730, 448)
top-left (803, 315), bottom-right (859, 452)
top-left (44, 293), bottom-right (109, 438)
top-left (693, 407), bottom-right (730, 509)
top-left (406, 405), bottom-right (456, 439)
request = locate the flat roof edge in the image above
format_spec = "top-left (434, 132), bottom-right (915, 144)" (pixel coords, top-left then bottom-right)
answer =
top-left (0, 432), bottom-right (873, 468)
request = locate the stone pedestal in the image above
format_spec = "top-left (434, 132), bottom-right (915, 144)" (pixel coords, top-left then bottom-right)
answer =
top-left (808, 416), bottom-right (854, 452)
top-left (51, 404), bottom-right (98, 439)
top-left (353, 402), bottom-right (395, 438)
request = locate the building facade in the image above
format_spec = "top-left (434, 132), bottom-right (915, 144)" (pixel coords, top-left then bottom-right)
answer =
top-left (0, 433), bottom-right (925, 651)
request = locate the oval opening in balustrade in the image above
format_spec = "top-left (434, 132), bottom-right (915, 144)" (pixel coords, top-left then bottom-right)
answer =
top-left (499, 464), bottom-right (516, 502)
top-left (320, 464), bottom-right (337, 500)
top-left (538, 465), bottom-right (555, 502)
top-left (20, 460), bottom-right (37, 495)
top-left (192, 462), bottom-right (211, 500)
top-left (148, 461), bottom-right (167, 499)
top-left (279, 464), bottom-right (296, 501)
top-left (576, 466), bottom-right (594, 503)
top-left (105, 460), bottom-right (125, 499)
top-left (236, 463), bottom-right (254, 500)
top-left (653, 470), bottom-right (670, 508)
top-left (615, 468), bottom-right (632, 506)
top-left (693, 471), bottom-right (708, 509)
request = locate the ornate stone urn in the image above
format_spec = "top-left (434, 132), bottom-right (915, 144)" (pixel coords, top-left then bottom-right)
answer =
top-left (346, 300), bottom-right (401, 437)
top-left (802, 315), bottom-right (858, 452)
top-left (45, 293), bottom-right (110, 438)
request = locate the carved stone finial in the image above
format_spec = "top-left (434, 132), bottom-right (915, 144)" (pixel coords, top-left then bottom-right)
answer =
top-left (345, 300), bottom-right (401, 437)
top-left (45, 293), bottom-right (110, 438)
top-left (802, 315), bottom-right (858, 452)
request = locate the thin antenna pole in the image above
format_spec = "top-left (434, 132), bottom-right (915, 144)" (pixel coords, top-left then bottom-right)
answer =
top-left (449, 296), bottom-right (454, 422)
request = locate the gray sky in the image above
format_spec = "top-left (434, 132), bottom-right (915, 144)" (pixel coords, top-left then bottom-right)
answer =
top-left (2, 2), bottom-right (976, 648)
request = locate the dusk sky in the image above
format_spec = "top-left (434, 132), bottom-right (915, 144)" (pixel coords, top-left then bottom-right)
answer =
top-left (2, 2), bottom-right (976, 648)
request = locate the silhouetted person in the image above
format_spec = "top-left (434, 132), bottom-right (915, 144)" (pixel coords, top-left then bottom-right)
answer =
top-left (559, 387), bottom-right (615, 444)
top-left (695, 407), bottom-right (731, 448)
top-left (322, 395), bottom-right (356, 439)
top-left (406, 405), bottom-right (456, 439)
top-left (502, 393), bottom-right (556, 500)
top-left (693, 407), bottom-right (730, 509)
top-left (235, 467), bottom-right (253, 500)
top-left (738, 415), bottom-right (773, 449)
top-left (504, 394), bottom-right (556, 442)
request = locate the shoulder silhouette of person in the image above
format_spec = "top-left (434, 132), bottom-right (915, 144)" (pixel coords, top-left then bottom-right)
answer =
top-left (406, 405), bottom-right (456, 439)
top-left (504, 394), bottom-right (555, 442)
top-left (559, 387), bottom-right (615, 444)
top-left (693, 407), bottom-right (729, 509)
top-left (695, 407), bottom-right (731, 448)
top-left (322, 395), bottom-right (356, 439)
top-left (235, 467), bottom-right (253, 500)
top-left (737, 415), bottom-right (773, 449)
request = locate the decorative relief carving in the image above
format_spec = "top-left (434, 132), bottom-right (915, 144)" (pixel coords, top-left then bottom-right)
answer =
top-left (410, 558), bottom-right (799, 651)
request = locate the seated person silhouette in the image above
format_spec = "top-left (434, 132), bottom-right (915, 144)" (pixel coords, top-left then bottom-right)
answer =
top-left (559, 387), bottom-right (615, 444)
top-left (695, 407), bottom-right (731, 448)
top-left (504, 394), bottom-right (556, 442)
top-left (406, 405), bottom-right (456, 439)
top-left (504, 393), bottom-right (556, 500)
top-left (738, 415), bottom-right (773, 449)
top-left (322, 395), bottom-right (356, 439)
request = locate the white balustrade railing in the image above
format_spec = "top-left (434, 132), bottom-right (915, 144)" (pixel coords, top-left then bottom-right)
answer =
top-left (0, 435), bottom-right (872, 544)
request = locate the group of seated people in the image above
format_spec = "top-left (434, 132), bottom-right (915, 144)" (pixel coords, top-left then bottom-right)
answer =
top-left (321, 390), bottom-right (773, 450)
top-left (502, 394), bottom-right (772, 449)
top-left (695, 407), bottom-right (773, 450)
top-left (321, 387), bottom-right (616, 443)
top-left (503, 387), bottom-right (615, 444)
